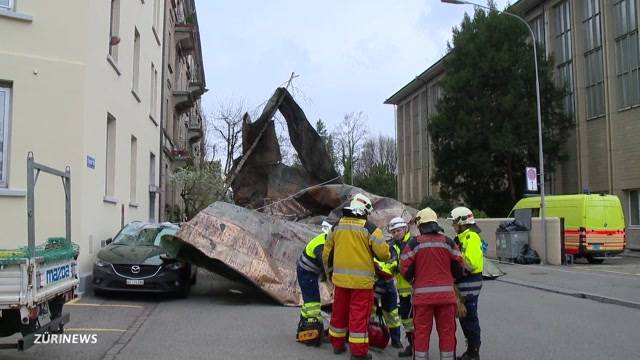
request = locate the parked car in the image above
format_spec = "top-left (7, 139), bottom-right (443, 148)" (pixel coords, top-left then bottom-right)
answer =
top-left (92, 221), bottom-right (196, 296)
top-left (510, 194), bottom-right (626, 263)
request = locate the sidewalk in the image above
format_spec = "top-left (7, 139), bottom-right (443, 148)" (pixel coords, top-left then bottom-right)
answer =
top-left (622, 249), bottom-right (640, 258)
top-left (490, 260), bottom-right (640, 309)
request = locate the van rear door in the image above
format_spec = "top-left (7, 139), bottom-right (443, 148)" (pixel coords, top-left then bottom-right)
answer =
top-left (585, 198), bottom-right (625, 254)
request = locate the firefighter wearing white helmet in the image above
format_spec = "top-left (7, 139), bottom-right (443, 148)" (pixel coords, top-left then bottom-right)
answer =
top-left (385, 217), bottom-right (415, 357)
top-left (448, 206), bottom-right (484, 360)
top-left (323, 193), bottom-right (389, 359)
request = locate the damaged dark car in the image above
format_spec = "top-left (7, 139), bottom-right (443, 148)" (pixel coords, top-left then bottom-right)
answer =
top-left (92, 221), bottom-right (196, 297)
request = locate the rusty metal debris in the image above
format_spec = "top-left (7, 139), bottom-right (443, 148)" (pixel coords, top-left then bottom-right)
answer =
top-left (166, 88), bottom-right (417, 305)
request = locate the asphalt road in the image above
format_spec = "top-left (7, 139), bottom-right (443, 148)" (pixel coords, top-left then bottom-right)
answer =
top-left (2, 265), bottom-right (640, 360)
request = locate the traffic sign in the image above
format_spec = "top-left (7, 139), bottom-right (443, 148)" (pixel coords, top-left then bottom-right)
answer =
top-left (526, 167), bottom-right (538, 192)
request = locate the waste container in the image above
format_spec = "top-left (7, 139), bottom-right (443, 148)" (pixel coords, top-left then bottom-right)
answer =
top-left (496, 231), bottom-right (529, 261)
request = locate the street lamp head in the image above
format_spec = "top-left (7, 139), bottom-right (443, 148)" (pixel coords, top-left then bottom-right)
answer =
top-left (441, 0), bottom-right (466, 4)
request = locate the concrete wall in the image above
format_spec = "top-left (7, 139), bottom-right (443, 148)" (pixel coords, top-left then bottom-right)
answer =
top-left (437, 217), bottom-right (563, 265)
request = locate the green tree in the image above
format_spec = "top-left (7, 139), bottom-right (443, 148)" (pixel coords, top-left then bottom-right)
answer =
top-left (316, 119), bottom-right (337, 170)
top-left (169, 161), bottom-right (226, 220)
top-left (430, 6), bottom-right (572, 216)
top-left (354, 164), bottom-right (397, 198)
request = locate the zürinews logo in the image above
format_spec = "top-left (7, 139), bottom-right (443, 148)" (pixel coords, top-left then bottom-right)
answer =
top-left (35, 332), bottom-right (98, 345)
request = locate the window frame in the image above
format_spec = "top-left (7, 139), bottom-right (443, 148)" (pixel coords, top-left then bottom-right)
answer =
top-left (0, 0), bottom-right (14, 11)
top-left (108, 0), bottom-right (120, 61)
top-left (132, 28), bottom-right (141, 94)
top-left (554, 0), bottom-right (576, 117)
top-left (629, 190), bottom-right (640, 227)
top-left (612, 0), bottom-right (640, 109)
top-left (530, 15), bottom-right (546, 51)
top-left (583, 0), bottom-right (605, 118)
top-left (0, 85), bottom-right (10, 188)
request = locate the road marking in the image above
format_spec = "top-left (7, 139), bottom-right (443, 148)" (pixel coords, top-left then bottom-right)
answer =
top-left (66, 328), bottom-right (126, 332)
top-left (65, 303), bottom-right (144, 309)
top-left (494, 261), bottom-right (640, 280)
top-left (67, 298), bottom-right (80, 304)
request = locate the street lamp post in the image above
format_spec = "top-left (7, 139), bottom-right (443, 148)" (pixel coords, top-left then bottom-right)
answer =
top-left (441, 0), bottom-right (547, 264)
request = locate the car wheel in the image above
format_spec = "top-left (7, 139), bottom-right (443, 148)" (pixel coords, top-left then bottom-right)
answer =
top-left (586, 256), bottom-right (604, 264)
top-left (178, 282), bottom-right (191, 298)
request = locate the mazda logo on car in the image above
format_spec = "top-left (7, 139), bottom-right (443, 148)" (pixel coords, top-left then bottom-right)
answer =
top-left (131, 265), bottom-right (140, 274)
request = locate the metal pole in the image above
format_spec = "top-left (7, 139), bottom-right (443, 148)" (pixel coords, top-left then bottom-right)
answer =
top-left (27, 153), bottom-right (35, 257)
top-left (65, 166), bottom-right (72, 245)
top-left (442, 0), bottom-right (547, 263)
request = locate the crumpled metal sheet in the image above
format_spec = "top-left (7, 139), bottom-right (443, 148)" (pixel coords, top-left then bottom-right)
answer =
top-left (166, 201), bottom-right (334, 306)
top-left (167, 186), bottom-right (418, 306)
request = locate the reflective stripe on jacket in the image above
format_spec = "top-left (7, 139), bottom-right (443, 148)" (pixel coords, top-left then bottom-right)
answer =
top-left (456, 229), bottom-right (484, 274)
top-left (297, 233), bottom-right (325, 274)
top-left (400, 232), bottom-right (464, 305)
top-left (394, 231), bottom-right (413, 297)
top-left (323, 216), bottom-right (390, 289)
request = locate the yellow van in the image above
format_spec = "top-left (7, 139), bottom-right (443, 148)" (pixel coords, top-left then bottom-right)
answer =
top-left (511, 194), bottom-right (626, 263)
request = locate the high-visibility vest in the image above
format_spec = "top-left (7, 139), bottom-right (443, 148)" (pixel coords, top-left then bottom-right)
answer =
top-left (395, 231), bottom-right (412, 297)
top-left (456, 228), bottom-right (484, 274)
top-left (297, 233), bottom-right (325, 274)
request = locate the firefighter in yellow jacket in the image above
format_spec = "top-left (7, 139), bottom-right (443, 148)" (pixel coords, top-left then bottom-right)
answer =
top-left (323, 193), bottom-right (390, 360)
top-left (387, 217), bottom-right (415, 357)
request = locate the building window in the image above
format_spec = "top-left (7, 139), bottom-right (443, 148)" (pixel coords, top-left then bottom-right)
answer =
top-left (153, 0), bottom-right (161, 31)
top-left (613, 0), bottom-right (640, 109)
top-left (630, 190), bottom-right (640, 226)
top-left (149, 153), bottom-right (156, 221)
top-left (132, 28), bottom-right (141, 93)
top-left (0, 0), bottom-right (14, 11)
top-left (583, 0), bottom-right (605, 118)
top-left (0, 86), bottom-right (10, 187)
top-left (555, 1), bottom-right (575, 117)
top-left (105, 114), bottom-right (117, 197)
top-left (150, 63), bottom-right (158, 120)
top-left (109, 0), bottom-right (121, 60)
top-left (130, 136), bottom-right (138, 204)
top-left (530, 15), bottom-right (546, 51)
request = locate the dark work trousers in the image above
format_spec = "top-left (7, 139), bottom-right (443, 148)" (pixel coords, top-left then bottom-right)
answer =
top-left (457, 273), bottom-right (483, 347)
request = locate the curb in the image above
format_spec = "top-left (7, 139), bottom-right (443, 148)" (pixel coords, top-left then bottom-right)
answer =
top-left (496, 277), bottom-right (640, 310)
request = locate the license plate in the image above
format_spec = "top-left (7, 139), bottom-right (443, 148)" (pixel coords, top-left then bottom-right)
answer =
top-left (592, 244), bottom-right (601, 250)
top-left (126, 279), bottom-right (144, 286)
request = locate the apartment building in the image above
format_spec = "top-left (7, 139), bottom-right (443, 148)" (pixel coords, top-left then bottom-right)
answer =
top-left (159, 0), bottom-right (206, 222)
top-left (386, 0), bottom-right (640, 249)
top-left (0, 0), bottom-right (165, 291)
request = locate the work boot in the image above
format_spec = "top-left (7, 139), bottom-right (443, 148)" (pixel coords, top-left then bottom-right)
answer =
top-left (457, 346), bottom-right (480, 360)
top-left (333, 347), bottom-right (347, 355)
top-left (350, 353), bottom-right (373, 360)
top-left (398, 332), bottom-right (413, 357)
top-left (390, 327), bottom-right (403, 348)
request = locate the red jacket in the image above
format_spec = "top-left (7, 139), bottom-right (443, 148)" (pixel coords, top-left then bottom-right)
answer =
top-left (400, 232), bottom-right (464, 305)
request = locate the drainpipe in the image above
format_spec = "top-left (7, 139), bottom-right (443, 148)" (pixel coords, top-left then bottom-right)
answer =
top-left (158, 0), bottom-right (168, 221)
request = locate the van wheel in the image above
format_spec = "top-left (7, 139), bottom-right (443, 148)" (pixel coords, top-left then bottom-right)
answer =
top-left (586, 256), bottom-right (604, 264)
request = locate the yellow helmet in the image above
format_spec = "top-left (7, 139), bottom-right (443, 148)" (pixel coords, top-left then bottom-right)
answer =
top-left (415, 207), bottom-right (438, 225)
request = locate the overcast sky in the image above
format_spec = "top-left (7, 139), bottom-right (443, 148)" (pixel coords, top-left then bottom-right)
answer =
top-left (197, 0), bottom-right (512, 141)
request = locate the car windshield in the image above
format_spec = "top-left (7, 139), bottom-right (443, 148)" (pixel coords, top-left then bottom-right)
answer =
top-left (113, 223), bottom-right (178, 247)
